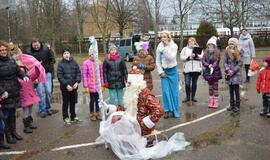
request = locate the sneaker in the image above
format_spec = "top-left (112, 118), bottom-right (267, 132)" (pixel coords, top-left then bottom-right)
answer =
top-left (40, 113), bottom-right (46, 118)
top-left (47, 110), bottom-right (52, 116)
top-left (71, 117), bottom-right (82, 124)
top-left (64, 118), bottom-right (71, 126)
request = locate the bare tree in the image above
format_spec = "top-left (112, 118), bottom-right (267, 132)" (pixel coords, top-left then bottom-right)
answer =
top-left (109, 0), bottom-right (137, 38)
top-left (89, 0), bottom-right (110, 54)
top-left (200, 0), bottom-right (254, 36)
top-left (174, 0), bottom-right (197, 51)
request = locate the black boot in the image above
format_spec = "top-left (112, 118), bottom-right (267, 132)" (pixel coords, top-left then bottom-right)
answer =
top-left (0, 133), bottom-right (10, 149)
top-left (191, 85), bottom-right (197, 102)
top-left (227, 100), bottom-right (235, 111)
top-left (182, 85), bottom-right (190, 103)
top-left (4, 119), bottom-right (16, 144)
top-left (9, 116), bottom-right (23, 140)
top-left (233, 101), bottom-right (240, 112)
top-left (23, 118), bottom-right (32, 134)
top-left (28, 116), bottom-right (37, 129)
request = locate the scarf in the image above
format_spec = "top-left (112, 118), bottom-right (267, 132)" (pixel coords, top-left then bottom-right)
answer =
top-left (107, 53), bottom-right (120, 61)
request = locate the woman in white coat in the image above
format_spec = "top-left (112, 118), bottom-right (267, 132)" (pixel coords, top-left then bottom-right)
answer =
top-left (156, 31), bottom-right (179, 119)
top-left (180, 37), bottom-right (203, 103)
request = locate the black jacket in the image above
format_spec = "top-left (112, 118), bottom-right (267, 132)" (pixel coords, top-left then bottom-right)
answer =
top-left (57, 57), bottom-right (81, 91)
top-left (26, 44), bottom-right (55, 73)
top-left (103, 56), bottom-right (128, 89)
top-left (0, 55), bottom-right (26, 109)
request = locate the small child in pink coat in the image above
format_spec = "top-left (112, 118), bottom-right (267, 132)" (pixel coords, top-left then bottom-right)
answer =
top-left (16, 62), bottom-right (40, 134)
top-left (82, 50), bottom-right (104, 121)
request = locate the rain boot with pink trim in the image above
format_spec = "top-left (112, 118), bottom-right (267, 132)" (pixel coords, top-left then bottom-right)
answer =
top-left (212, 97), bottom-right (219, 108)
top-left (208, 96), bottom-right (214, 108)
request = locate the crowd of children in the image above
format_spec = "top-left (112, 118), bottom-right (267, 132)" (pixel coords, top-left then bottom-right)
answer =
top-left (0, 30), bottom-right (269, 150)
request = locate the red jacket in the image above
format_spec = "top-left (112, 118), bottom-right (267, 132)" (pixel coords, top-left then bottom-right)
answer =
top-left (257, 67), bottom-right (270, 93)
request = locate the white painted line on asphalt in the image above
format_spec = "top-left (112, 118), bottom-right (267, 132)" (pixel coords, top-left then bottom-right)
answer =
top-left (0, 108), bottom-right (227, 154)
top-left (51, 108), bottom-right (227, 151)
top-left (161, 108), bottom-right (227, 133)
top-left (0, 151), bottom-right (26, 155)
top-left (51, 141), bottom-right (104, 151)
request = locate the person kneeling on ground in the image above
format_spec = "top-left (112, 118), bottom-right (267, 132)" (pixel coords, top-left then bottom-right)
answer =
top-left (124, 67), bottom-right (164, 136)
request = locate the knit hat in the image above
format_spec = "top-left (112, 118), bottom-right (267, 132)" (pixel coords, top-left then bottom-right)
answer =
top-left (264, 55), bottom-right (270, 65)
top-left (228, 37), bottom-right (238, 46)
top-left (61, 48), bottom-right (70, 55)
top-left (108, 44), bottom-right (117, 52)
top-left (128, 67), bottom-right (144, 83)
top-left (207, 36), bottom-right (217, 46)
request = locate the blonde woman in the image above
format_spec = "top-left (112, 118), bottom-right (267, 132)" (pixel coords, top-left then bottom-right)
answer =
top-left (180, 37), bottom-right (203, 103)
top-left (156, 31), bottom-right (179, 119)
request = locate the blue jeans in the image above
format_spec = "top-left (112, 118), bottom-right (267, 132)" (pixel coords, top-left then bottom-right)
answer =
top-left (184, 72), bottom-right (199, 87)
top-left (109, 88), bottom-right (123, 106)
top-left (0, 119), bottom-right (4, 134)
top-left (36, 72), bottom-right (52, 114)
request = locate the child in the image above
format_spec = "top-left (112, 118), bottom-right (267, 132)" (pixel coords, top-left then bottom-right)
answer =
top-left (82, 48), bottom-right (104, 121)
top-left (256, 55), bottom-right (270, 117)
top-left (224, 38), bottom-right (243, 112)
top-left (133, 42), bottom-right (155, 90)
top-left (57, 48), bottom-right (82, 126)
top-left (0, 97), bottom-right (10, 149)
top-left (202, 36), bottom-right (222, 108)
top-left (103, 44), bottom-right (128, 111)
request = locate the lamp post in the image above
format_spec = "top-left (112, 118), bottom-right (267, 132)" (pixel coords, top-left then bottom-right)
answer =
top-left (6, 6), bottom-right (11, 42)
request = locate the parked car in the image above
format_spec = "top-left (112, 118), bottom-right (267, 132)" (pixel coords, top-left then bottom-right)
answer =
top-left (116, 35), bottom-right (141, 62)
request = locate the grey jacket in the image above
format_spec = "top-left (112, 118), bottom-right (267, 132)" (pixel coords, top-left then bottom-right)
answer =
top-left (238, 33), bottom-right (255, 64)
top-left (224, 49), bottom-right (244, 85)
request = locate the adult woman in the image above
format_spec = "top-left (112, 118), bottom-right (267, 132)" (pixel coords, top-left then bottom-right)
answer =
top-left (180, 37), bottom-right (203, 102)
top-left (0, 41), bottom-right (29, 144)
top-left (238, 29), bottom-right (256, 83)
top-left (156, 31), bottom-right (179, 119)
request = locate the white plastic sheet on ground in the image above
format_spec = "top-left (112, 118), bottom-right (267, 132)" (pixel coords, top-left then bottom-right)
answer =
top-left (96, 112), bottom-right (190, 160)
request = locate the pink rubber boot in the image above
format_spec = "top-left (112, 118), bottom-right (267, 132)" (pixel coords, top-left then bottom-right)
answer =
top-left (208, 96), bottom-right (214, 108)
top-left (212, 97), bottom-right (219, 108)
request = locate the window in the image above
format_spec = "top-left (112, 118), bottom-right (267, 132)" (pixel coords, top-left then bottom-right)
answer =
top-left (126, 39), bottom-right (131, 46)
top-left (120, 40), bottom-right (125, 46)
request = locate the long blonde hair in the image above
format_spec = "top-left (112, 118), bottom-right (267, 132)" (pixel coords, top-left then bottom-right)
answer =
top-left (226, 46), bottom-right (241, 62)
top-left (160, 31), bottom-right (172, 45)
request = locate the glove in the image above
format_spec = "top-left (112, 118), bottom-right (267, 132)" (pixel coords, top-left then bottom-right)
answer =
top-left (228, 70), bottom-right (234, 76)
top-left (104, 82), bottom-right (109, 88)
top-left (23, 76), bottom-right (29, 82)
top-left (137, 63), bottom-right (145, 69)
top-left (102, 87), bottom-right (105, 92)
top-left (85, 88), bottom-right (89, 93)
top-left (257, 89), bottom-right (260, 94)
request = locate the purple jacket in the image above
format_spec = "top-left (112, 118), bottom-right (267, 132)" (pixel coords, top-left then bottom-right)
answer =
top-left (82, 58), bottom-right (104, 93)
top-left (202, 51), bottom-right (222, 82)
top-left (223, 50), bottom-right (243, 85)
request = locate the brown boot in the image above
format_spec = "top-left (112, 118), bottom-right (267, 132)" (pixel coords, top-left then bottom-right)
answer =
top-left (117, 106), bottom-right (125, 111)
top-left (90, 112), bottom-right (96, 121)
top-left (95, 112), bottom-right (102, 120)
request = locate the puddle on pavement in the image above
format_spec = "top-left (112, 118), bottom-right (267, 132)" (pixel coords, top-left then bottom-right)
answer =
top-left (185, 112), bottom-right (198, 122)
top-left (188, 112), bottom-right (240, 151)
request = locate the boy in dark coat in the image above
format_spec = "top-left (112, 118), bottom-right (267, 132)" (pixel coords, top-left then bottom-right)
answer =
top-left (57, 48), bottom-right (81, 126)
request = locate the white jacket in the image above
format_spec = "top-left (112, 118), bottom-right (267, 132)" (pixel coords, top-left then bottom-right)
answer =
top-left (180, 46), bottom-right (204, 73)
top-left (156, 41), bottom-right (178, 74)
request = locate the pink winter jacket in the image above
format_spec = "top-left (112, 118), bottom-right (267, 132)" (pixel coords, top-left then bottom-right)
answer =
top-left (82, 58), bottom-right (104, 93)
top-left (18, 67), bottom-right (40, 108)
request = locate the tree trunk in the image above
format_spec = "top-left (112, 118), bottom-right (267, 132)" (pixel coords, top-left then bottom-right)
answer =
top-left (179, 17), bottom-right (184, 52)
top-left (230, 26), bottom-right (234, 37)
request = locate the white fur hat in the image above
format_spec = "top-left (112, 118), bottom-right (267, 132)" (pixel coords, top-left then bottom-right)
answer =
top-left (228, 37), bottom-right (238, 46)
top-left (207, 37), bottom-right (217, 46)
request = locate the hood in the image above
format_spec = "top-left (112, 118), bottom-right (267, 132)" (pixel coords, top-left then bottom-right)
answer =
top-left (240, 33), bottom-right (251, 40)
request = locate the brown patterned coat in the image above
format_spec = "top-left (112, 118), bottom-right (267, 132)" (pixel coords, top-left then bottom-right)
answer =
top-left (133, 54), bottom-right (155, 90)
top-left (137, 88), bottom-right (164, 136)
